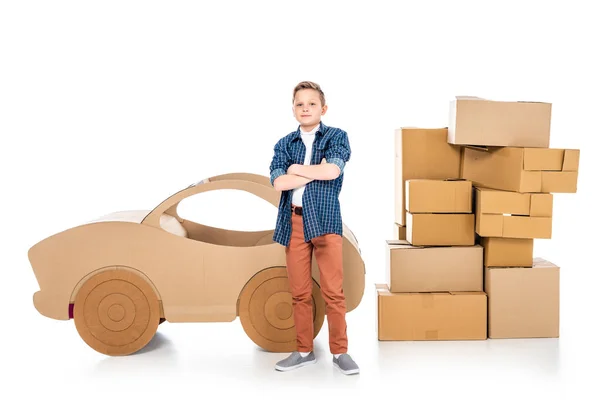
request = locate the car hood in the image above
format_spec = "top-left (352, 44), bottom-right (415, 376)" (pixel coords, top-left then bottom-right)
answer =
top-left (85, 210), bottom-right (188, 237)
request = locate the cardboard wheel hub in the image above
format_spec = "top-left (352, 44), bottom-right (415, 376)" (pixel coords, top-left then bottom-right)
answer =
top-left (264, 292), bottom-right (294, 329)
top-left (73, 268), bottom-right (160, 356)
top-left (238, 267), bottom-right (325, 352)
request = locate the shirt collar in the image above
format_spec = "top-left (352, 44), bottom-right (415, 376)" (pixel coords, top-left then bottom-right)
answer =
top-left (292, 121), bottom-right (326, 142)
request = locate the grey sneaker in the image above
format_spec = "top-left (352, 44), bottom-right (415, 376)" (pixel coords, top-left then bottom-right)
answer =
top-left (333, 354), bottom-right (360, 375)
top-left (275, 351), bottom-right (316, 372)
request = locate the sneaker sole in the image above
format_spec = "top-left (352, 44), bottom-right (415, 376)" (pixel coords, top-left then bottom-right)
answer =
top-left (333, 362), bottom-right (360, 375)
top-left (275, 358), bottom-right (317, 372)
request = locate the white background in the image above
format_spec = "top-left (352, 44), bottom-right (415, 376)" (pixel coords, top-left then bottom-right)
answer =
top-left (1, 1), bottom-right (599, 399)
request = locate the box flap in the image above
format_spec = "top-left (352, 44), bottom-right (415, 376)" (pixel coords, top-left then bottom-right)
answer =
top-left (530, 193), bottom-right (553, 217)
top-left (455, 96), bottom-right (550, 104)
top-left (449, 291), bottom-right (487, 296)
top-left (444, 178), bottom-right (468, 182)
top-left (375, 283), bottom-right (390, 292)
top-left (455, 95), bottom-right (485, 100)
top-left (478, 186), bottom-right (531, 215)
top-left (540, 171), bottom-right (578, 193)
top-left (386, 239), bottom-right (419, 249)
top-left (532, 257), bottom-right (559, 268)
top-left (386, 239), bottom-right (410, 245)
top-left (523, 148), bottom-right (564, 171)
top-left (562, 149), bottom-right (580, 171)
top-left (502, 215), bottom-right (552, 239)
top-left (465, 145), bottom-right (490, 152)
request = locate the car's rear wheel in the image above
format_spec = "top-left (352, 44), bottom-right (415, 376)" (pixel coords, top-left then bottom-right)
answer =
top-left (238, 267), bottom-right (325, 352)
top-left (73, 268), bottom-right (160, 356)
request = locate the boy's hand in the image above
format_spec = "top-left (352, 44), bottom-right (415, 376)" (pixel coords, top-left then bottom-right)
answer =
top-left (287, 164), bottom-right (301, 175)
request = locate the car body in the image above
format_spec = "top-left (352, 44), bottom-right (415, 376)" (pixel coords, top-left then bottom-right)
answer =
top-left (28, 172), bottom-right (365, 355)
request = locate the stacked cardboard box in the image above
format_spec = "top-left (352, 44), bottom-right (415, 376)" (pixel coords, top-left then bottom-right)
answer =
top-left (405, 179), bottom-right (474, 246)
top-left (392, 128), bottom-right (462, 239)
top-left (453, 97), bottom-right (579, 339)
top-left (380, 150), bottom-right (487, 340)
top-left (378, 239), bottom-right (487, 341)
top-left (379, 96), bottom-right (579, 341)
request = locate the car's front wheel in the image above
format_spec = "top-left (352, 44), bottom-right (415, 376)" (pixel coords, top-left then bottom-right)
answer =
top-left (238, 267), bottom-right (325, 352)
top-left (73, 268), bottom-right (161, 356)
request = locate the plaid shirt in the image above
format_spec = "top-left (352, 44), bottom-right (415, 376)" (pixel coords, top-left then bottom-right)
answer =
top-left (269, 121), bottom-right (351, 247)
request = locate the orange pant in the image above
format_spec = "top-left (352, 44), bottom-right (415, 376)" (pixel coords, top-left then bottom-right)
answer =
top-left (285, 207), bottom-right (348, 354)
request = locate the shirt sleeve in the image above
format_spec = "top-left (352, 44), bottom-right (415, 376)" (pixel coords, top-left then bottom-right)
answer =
top-left (269, 138), bottom-right (290, 186)
top-left (325, 130), bottom-right (351, 174)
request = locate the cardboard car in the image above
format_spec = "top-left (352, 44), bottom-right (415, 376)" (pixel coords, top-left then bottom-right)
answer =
top-left (28, 172), bottom-right (365, 356)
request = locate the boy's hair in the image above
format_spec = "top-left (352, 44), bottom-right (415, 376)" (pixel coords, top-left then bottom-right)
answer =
top-left (293, 81), bottom-right (326, 107)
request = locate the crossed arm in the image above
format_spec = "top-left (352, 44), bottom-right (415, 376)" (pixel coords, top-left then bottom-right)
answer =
top-left (272, 162), bottom-right (341, 191)
top-left (269, 131), bottom-right (351, 192)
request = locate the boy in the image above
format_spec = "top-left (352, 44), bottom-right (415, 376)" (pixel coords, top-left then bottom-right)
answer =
top-left (268, 81), bottom-right (359, 375)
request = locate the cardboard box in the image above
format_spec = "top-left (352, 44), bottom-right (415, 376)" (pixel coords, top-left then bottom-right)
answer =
top-left (448, 96), bottom-right (552, 147)
top-left (407, 212), bottom-right (475, 246)
top-left (481, 237), bottom-right (533, 267)
top-left (462, 146), bottom-right (580, 193)
top-left (485, 259), bottom-right (559, 338)
top-left (394, 223), bottom-right (406, 240)
top-left (394, 128), bottom-right (462, 225)
top-left (405, 179), bottom-right (472, 213)
top-left (376, 284), bottom-right (487, 340)
top-left (386, 240), bottom-right (483, 292)
top-left (475, 187), bottom-right (552, 239)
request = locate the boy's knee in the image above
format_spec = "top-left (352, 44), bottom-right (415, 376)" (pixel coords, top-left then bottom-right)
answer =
top-left (291, 288), bottom-right (312, 303)
top-left (320, 286), bottom-right (345, 302)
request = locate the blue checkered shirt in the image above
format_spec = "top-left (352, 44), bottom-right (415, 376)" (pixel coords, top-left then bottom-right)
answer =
top-left (269, 121), bottom-right (351, 247)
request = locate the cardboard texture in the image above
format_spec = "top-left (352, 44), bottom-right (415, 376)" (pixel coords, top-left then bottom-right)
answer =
top-left (405, 179), bottom-right (472, 213)
top-left (448, 96), bottom-right (552, 147)
top-left (376, 284), bottom-right (487, 340)
top-left (485, 259), bottom-right (559, 338)
top-left (406, 212), bottom-right (475, 246)
top-left (385, 240), bottom-right (483, 292)
top-left (462, 147), bottom-right (580, 193)
top-left (475, 187), bottom-right (553, 239)
top-left (394, 128), bottom-right (462, 225)
top-left (394, 223), bottom-right (407, 240)
top-left (28, 172), bottom-right (366, 355)
top-left (481, 237), bottom-right (534, 267)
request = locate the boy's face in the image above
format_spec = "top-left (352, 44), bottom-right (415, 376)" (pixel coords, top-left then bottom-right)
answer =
top-left (292, 89), bottom-right (327, 130)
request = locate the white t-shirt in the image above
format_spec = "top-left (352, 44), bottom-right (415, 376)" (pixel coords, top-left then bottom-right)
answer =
top-left (292, 124), bottom-right (318, 207)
